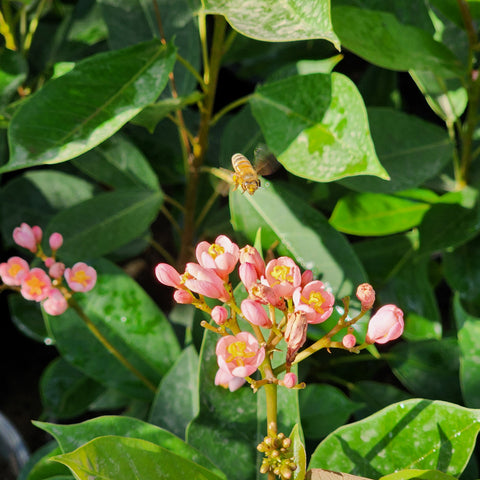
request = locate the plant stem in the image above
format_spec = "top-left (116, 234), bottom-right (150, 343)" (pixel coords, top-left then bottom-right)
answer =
top-left (23, 0), bottom-right (48, 55)
top-left (0, 3), bottom-right (16, 50)
top-left (210, 93), bottom-right (254, 127)
top-left (69, 298), bottom-right (157, 393)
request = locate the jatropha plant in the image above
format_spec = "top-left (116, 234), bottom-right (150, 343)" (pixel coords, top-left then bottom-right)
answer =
top-left (156, 234), bottom-right (404, 479)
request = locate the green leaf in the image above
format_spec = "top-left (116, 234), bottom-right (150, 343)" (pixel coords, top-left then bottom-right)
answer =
top-left (72, 134), bottom-right (160, 191)
top-left (202, 0), bottom-right (339, 48)
top-left (330, 190), bottom-right (437, 236)
top-left (340, 108), bottom-right (453, 193)
top-left (381, 469), bottom-right (458, 480)
top-left (299, 384), bottom-right (362, 439)
top-left (229, 180), bottom-right (366, 298)
top-left (52, 435), bottom-right (225, 479)
top-left (40, 358), bottom-right (105, 419)
top-left (0, 49), bottom-right (27, 108)
top-left (454, 295), bottom-right (480, 408)
top-left (149, 345), bottom-right (199, 440)
top-left (35, 415), bottom-right (224, 477)
top-left (8, 295), bottom-right (48, 343)
top-left (0, 170), bottom-right (96, 247)
top-left (4, 39), bottom-right (176, 172)
top-left (388, 339), bottom-right (462, 403)
top-left (48, 258), bottom-right (180, 400)
top-left (17, 442), bottom-right (71, 480)
top-left (290, 424), bottom-right (307, 480)
top-left (309, 399), bottom-right (480, 477)
top-left (44, 188), bottom-right (162, 258)
top-left (250, 73), bottom-right (389, 182)
top-left (331, 6), bottom-right (464, 77)
top-left (132, 91), bottom-right (204, 133)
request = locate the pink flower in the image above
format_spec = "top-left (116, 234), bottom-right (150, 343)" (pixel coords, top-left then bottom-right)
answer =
top-left (173, 289), bottom-right (194, 304)
top-left (64, 262), bottom-right (97, 292)
top-left (214, 368), bottom-right (246, 392)
top-left (183, 263), bottom-right (230, 301)
top-left (293, 280), bottom-right (334, 324)
top-left (241, 299), bottom-right (272, 328)
top-left (366, 304), bottom-right (404, 345)
top-left (21, 268), bottom-right (52, 301)
top-left (13, 223), bottom-right (38, 253)
top-left (0, 257), bottom-right (29, 286)
top-left (342, 333), bottom-right (356, 349)
top-left (249, 283), bottom-right (284, 310)
top-left (49, 233), bottom-right (63, 251)
top-left (212, 305), bottom-right (229, 325)
top-left (239, 262), bottom-right (258, 290)
top-left (265, 257), bottom-right (301, 299)
top-left (48, 262), bottom-right (65, 279)
top-left (282, 372), bottom-right (297, 389)
top-left (356, 283), bottom-right (375, 310)
top-left (43, 288), bottom-right (68, 315)
top-left (301, 269), bottom-right (314, 287)
top-left (216, 332), bottom-right (265, 380)
top-left (239, 245), bottom-right (265, 277)
top-left (155, 263), bottom-right (182, 288)
top-left (195, 235), bottom-right (240, 280)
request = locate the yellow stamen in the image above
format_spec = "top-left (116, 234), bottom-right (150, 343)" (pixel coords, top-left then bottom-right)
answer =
top-left (71, 270), bottom-right (90, 287)
top-left (226, 341), bottom-right (255, 366)
top-left (26, 276), bottom-right (45, 295)
top-left (305, 291), bottom-right (326, 314)
top-left (208, 243), bottom-right (225, 259)
top-left (8, 263), bottom-right (23, 278)
top-left (270, 265), bottom-right (292, 282)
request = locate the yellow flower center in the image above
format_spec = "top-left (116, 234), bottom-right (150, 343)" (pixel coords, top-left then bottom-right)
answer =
top-left (305, 291), bottom-right (326, 314)
top-left (71, 269), bottom-right (90, 287)
top-left (226, 341), bottom-right (255, 366)
top-left (26, 276), bottom-right (45, 295)
top-left (208, 243), bottom-right (225, 259)
top-left (270, 265), bottom-right (292, 282)
top-left (8, 263), bottom-right (23, 278)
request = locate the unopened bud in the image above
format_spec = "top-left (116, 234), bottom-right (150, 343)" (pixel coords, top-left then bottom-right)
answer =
top-left (173, 289), bottom-right (194, 304)
top-left (211, 305), bottom-right (228, 325)
top-left (285, 311), bottom-right (308, 364)
top-left (282, 438), bottom-right (291, 449)
top-left (356, 283), bottom-right (375, 310)
top-left (342, 333), bottom-right (356, 349)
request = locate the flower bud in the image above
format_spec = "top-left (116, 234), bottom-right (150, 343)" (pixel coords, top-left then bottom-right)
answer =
top-left (342, 333), bottom-right (356, 349)
top-left (366, 304), bottom-right (404, 344)
top-left (211, 305), bottom-right (228, 325)
top-left (43, 288), bottom-right (68, 316)
top-left (239, 262), bottom-right (258, 290)
top-left (49, 232), bottom-right (63, 251)
top-left (32, 225), bottom-right (42, 243)
top-left (155, 263), bottom-right (182, 288)
top-left (173, 289), bottom-right (193, 304)
top-left (356, 283), bottom-right (375, 310)
top-left (13, 223), bottom-right (38, 253)
top-left (49, 262), bottom-right (65, 279)
top-left (239, 245), bottom-right (265, 277)
top-left (282, 372), bottom-right (297, 389)
top-left (300, 269), bottom-right (313, 287)
top-left (285, 311), bottom-right (308, 364)
top-left (241, 299), bottom-right (272, 328)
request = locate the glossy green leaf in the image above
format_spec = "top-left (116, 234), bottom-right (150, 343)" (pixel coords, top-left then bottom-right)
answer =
top-left (8, 295), bottom-right (47, 343)
top-left (229, 180), bottom-right (366, 298)
top-left (40, 358), bottom-right (104, 419)
top-left (290, 424), bottom-right (307, 480)
top-left (330, 190), bottom-right (437, 236)
top-left (48, 258), bottom-right (180, 400)
top-left (331, 6), bottom-right (463, 77)
top-left (72, 134), bottom-right (160, 191)
top-left (454, 295), bottom-right (480, 408)
top-left (52, 435), bottom-right (225, 480)
top-left (340, 108), bottom-right (453, 193)
top-left (250, 73), bottom-right (389, 182)
top-left (381, 469), bottom-right (458, 480)
top-left (299, 384), bottom-right (362, 440)
top-left (388, 339), bottom-right (462, 403)
top-left (309, 399), bottom-right (480, 477)
top-left (0, 170), bottom-right (96, 247)
top-left (132, 91), bottom-right (204, 133)
top-left (202, 0), bottom-right (339, 48)
top-left (0, 49), bottom-right (27, 107)
top-left (149, 345), bottom-right (199, 440)
top-left (35, 415), bottom-right (224, 477)
top-left (5, 39), bottom-right (176, 172)
top-left (17, 442), bottom-right (71, 480)
top-left (44, 188), bottom-right (162, 258)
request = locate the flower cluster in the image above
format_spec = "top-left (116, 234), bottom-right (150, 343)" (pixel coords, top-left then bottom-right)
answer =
top-left (0, 223), bottom-right (97, 316)
top-left (156, 235), bottom-right (404, 393)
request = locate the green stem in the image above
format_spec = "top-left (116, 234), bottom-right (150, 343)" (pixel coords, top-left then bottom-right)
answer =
top-left (264, 383), bottom-right (278, 437)
top-left (69, 298), bottom-right (157, 393)
top-left (23, 0), bottom-right (48, 55)
top-left (209, 93), bottom-right (254, 127)
top-left (0, 2), bottom-right (16, 50)
top-left (176, 53), bottom-right (207, 91)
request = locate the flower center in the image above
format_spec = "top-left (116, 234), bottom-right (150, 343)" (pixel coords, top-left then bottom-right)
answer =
top-left (71, 270), bottom-right (90, 287)
top-left (226, 341), bottom-right (255, 366)
top-left (8, 263), bottom-right (23, 278)
top-left (270, 265), bottom-right (292, 283)
top-left (306, 291), bottom-right (326, 313)
top-left (208, 243), bottom-right (225, 258)
top-left (26, 276), bottom-right (45, 295)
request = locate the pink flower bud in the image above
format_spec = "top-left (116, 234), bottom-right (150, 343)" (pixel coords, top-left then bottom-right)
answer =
top-left (241, 299), bottom-right (272, 328)
top-left (173, 289), bottom-right (193, 304)
top-left (20, 268), bottom-right (52, 301)
top-left (211, 305), bottom-right (228, 325)
top-left (282, 372), bottom-right (297, 389)
top-left (239, 245), bottom-right (265, 277)
top-left (0, 256), bottom-right (29, 286)
top-left (301, 269), bottom-right (314, 287)
top-left (366, 304), bottom-right (404, 345)
top-left (49, 232), bottom-right (63, 251)
top-left (155, 263), bottom-right (182, 288)
top-left (64, 262), bottom-right (97, 292)
top-left (44, 257), bottom-right (55, 268)
top-left (342, 333), bottom-right (356, 349)
top-left (43, 288), bottom-right (68, 316)
top-left (239, 262), bottom-right (258, 290)
top-left (13, 223), bottom-right (38, 253)
top-left (49, 262), bottom-right (65, 279)
top-left (32, 226), bottom-right (42, 243)
top-left (356, 283), bottom-right (375, 310)
top-left (285, 311), bottom-right (308, 364)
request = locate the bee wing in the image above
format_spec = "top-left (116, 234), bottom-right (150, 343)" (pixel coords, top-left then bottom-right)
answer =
top-left (254, 144), bottom-right (280, 176)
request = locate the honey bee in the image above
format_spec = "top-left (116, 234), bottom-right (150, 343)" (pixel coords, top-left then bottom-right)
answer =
top-left (231, 144), bottom-right (279, 195)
